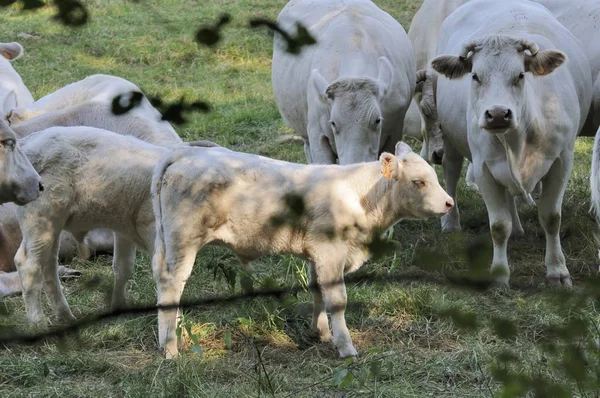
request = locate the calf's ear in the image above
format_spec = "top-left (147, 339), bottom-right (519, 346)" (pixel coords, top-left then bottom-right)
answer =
top-left (380, 152), bottom-right (399, 180)
top-left (0, 43), bottom-right (24, 61)
top-left (431, 54), bottom-right (472, 79)
top-left (311, 69), bottom-right (331, 103)
top-left (525, 50), bottom-right (566, 76)
top-left (394, 141), bottom-right (413, 157)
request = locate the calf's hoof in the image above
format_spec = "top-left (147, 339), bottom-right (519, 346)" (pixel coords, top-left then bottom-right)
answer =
top-left (6, 108), bottom-right (29, 125)
top-left (510, 227), bottom-right (525, 239)
top-left (317, 330), bottom-right (333, 344)
top-left (57, 311), bottom-right (77, 325)
top-left (546, 274), bottom-right (572, 288)
top-left (57, 266), bottom-right (82, 280)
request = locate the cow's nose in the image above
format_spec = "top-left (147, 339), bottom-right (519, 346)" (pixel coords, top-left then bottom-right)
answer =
top-left (38, 182), bottom-right (44, 192)
top-left (484, 106), bottom-right (512, 130)
top-left (432, 148), bottom-right (444, 165)
top-left (445, 197), bottom-right (454, 210)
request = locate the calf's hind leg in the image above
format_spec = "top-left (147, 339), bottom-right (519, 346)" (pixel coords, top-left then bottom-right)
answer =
top-left (154, 240), bottom-right (201, 360)
top-left (111, 234), bottom-right (137, 309)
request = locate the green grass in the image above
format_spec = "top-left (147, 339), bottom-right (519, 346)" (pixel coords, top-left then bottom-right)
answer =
top-left (1, 1), bottom-right (599, 397)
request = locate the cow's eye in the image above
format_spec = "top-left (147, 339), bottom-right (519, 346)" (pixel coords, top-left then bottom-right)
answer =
top-left (472, 73), bottom-right (480, 83)
top-left (518, 72), bottom-right (525, 79)
top-left (413, 180), bottom-right (425, 189)
top-left (330, 120), bottom-right (336, 128)
top-left (375, 117), bottom-right (382, 126)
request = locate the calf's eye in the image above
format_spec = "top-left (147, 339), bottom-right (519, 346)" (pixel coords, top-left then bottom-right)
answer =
top-left (375, 117), bottom-right (382, 125)
top-left (412, 180), bottom-right (425, 189)
top-left (472, 73), bottom-right (480, 83)
top-left (518, 72), bottom-right (525, 79)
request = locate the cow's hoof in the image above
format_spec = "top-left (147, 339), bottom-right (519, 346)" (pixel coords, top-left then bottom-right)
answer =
top-left (547, 275), bottom-right (572, 288)
top-left (338, 346), bottom-right (358, 360)
top-left (441, 223), bottom-right (462, 233)
top-left (510, 227), bottom-right (525, 239)
top-left (490, 280), bottom-right (510, 291)
top-left (57, 266), bottom-right (82, 279)
top-left (317, 331), bottom-right (333, 343)
top-left (57, 311), bottom-right (77, 325)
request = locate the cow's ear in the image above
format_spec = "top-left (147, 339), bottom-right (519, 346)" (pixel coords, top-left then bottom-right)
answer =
top-left (431, 54), bottom-right (472, 79)
top-left (525, 50), bottom-right (566, 76)
top-left (377, 56), bottom-right (393, 98)
top-left (380, 152), bottom-right (399, 180)
top-left (0, 42), bottom-right (24, 61)
top-left (394, 141), bottom-right (413, 157)
top-left (311, 69), bottom-right (331, 103)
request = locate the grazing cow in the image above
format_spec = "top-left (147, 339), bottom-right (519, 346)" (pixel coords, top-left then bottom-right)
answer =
top-left (431, 0), bottom-right (592, 285)
top-left (14, 127), bottom-right (217, 327)
top-left (0, 42), bottom-right (34, 113)
top-left (151, 142), bottom-right (453, 359)
top-left (7, 74), bottom-right (183, 147)
top-left (272, 0), bottom-right (415, 165)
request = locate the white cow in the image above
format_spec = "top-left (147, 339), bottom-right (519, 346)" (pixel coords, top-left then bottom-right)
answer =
top-left (416, 0), bottom-right (600, 164)
top-left (406, 0), bottom-right (470, 161)
top-left (151, 142), bottom-right (453, 360)
top-left (14, 127), bottom-right (217, 327)
top-left (14, 127), bottom-right (169, 327)
top-left (431, 0), bottom-right (592, 286)
top-left (0, 42), bottom-right (34, 113)
top-left (7, 74), bottom-right (183, 147)
top-left (272, 0), bottom-right (415, 165)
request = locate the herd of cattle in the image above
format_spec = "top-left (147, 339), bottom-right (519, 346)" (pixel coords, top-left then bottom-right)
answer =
top-left (0, 0), bottom-right (598, 360)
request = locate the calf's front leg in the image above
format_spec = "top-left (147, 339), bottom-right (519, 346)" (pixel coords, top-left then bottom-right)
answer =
top-left (313, 250), bottom-right (357, 359)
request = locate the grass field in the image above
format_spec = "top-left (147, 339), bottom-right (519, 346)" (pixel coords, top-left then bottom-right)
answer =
top-left (1, 0), bottom-right (599, 396)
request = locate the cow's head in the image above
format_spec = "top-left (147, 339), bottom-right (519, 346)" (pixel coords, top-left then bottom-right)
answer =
top-left (309, 56), bottom-right (393, 165)
top-left (0, 119), bottom-right (43, 205)
top-left (381, 141), bottom-right (453, 219)
top-left (431, 35), bottom-right (566, 133)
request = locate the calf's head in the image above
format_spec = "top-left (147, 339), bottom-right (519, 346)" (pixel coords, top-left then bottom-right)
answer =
top-left (0, 119), bottom-right (43, 205)
top-left (381, 142), bottom-right (453, 219)
top-left (310, 56), bottom-right (393, 165)
top-left (431, 36), bottom-right (566, 133)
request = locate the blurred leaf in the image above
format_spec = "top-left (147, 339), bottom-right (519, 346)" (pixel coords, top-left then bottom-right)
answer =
top-left (357, 367), bottom-right (369, 387)
top-left (491, 317), bottom-right (517, 341)
top-left (190, 344), bottom-right (203, 356)
top-left (111, 91), bottom-right (144, 115)
top-left (561, 345), bottom-right (588, 383)
top-left (439, 307), bottom-right (478, 331)
top-left (53, 0), bottom-right (88, 27)
top-left (22, 0), bottom-right (44, 10)
top-left (42, 362), bottom-right (50, 377)
top-left (240, 275), bottom-right (254, 293)
top-left (224, 329), bottom-right (231, 350)
top-left (0, 0), bottom-right (18, 7)
top-left (249, 19), bottom-right (316, 55)
top-left (195, 13), bottom-right (231, 47)
top-left (369, 360), bottom-right (382, 380)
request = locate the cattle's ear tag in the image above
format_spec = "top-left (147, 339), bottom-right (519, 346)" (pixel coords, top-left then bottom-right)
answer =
top-left (380, 153), bottom-right (395, 180)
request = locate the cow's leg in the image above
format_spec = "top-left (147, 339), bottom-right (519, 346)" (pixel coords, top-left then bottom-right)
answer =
top-left (42, 233), bottom-right (77, 324)
top-left (303, 141), bottom-right (313, 163)
top-left (538, 155), bottom-right (572, 287)
top-left (154, 241), bottom-right (199, 360)
top-left (314, 250), bottom-right (356, 359)
top-left (15, 225), bottom-right (59, 327)
top-left (477, 165), bottom-right (513, 286)
top-left (309, 262), bottom-right (332, 343)
top-left (441, 142), bottom-right (463, 232)
top-left (0, 272), bottom-right (22, 297)
top-left (507, 192), bottom-right (525, 238)
top-left (111, 234), bottom-right (137, 309)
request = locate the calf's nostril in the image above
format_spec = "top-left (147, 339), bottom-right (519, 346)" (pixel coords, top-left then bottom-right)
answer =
top-left (38, 182), bottom-right (44, 192)
top-left (485, 110), bottom-right (493, 121)
top-left (504, 109), bottom-right (512, 121)
top-left (445, 200), bottom-right (454, 209)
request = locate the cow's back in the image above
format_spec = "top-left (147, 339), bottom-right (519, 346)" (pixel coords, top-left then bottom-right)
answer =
top-left (272, 0), bottom-right (413, 137)
top-left (20, 127), bottom-right (165, 248)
